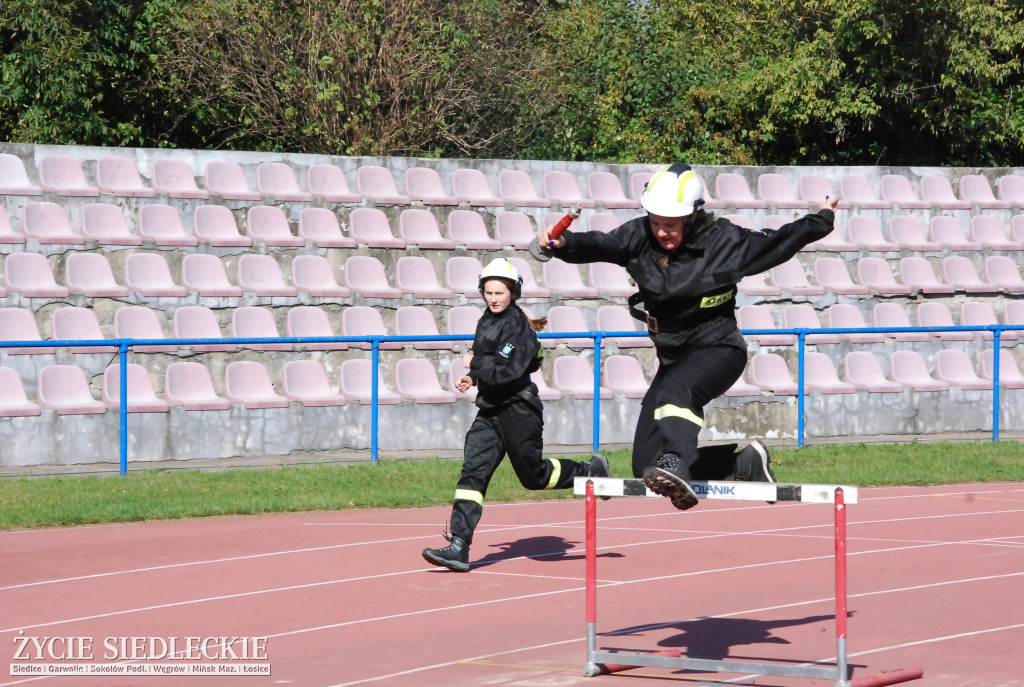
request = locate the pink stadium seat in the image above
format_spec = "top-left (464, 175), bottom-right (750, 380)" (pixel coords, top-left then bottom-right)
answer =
top-left (124, 253), bottom-right (187, 297)
top-left (871, 302), bottom-right (929, 342)
top-left (960, 300), bottom-right (1015, 341)
top-left (341, 306), bottom-right (401, 350)
top-left (348, 207), bottom-right (406, 248)
top-left (297, 207), bottom-right (356, 248)
top-left (395, 359), bottom-right (457, 404)
top-left (552, 355), bottom-right (612, 399)
top-left (38, 156), bottom-right (99, 196)
top-left (843, 352), bottom-right (904, 393)
top-left (629, 172), bottom-right (654, 201)
top-left (942, 256), bottom-right (997, 293)
top-left (291, 255), bottom-right (350, 298)
top-left (246, 205), bottom-right (304, 246)
top-left (603, 354), bottom-right (649, 398)
top-left (237, 254), bottom-right (297, 297)
top-left (595, 305), bottom-right (651, 348)
top-left (898, 257), bottom-right (955, 294)
top-left (542, 170), bottom-right (595, 208)
top-left (64, 252), bottom-right (129, 297)
top-left (286, 306), bottom-right (346, 351)
top-left (756, 173), bottom-right (807, 209)
top-left (588, 262), bottom-right (634, 298)
top-left (542, 210), bottom-right (582, 234)
top-left (113, 306), bottom-right (176, 353)
top-left (588, 212), bottom-right (625, 233)
top-left (781, 303), bottom-right (840, 344)
top-left (530, 369), bottom-right (563, 401)
top-left (21, 202), bottom-right (84, 244)
top-left (714, 173), bottom-right (767, 209)
top-left (803, 221), bottom-right (857, 252)
top-left (0, 153), bottom-right (42, 195)
top-left (256, 162), bottom-right (312, 201)
top-left (846, 215), bottom-right (899, 251)
top-left (804, 352), bottom-right (857, 394)
top-left (404, 167), bottom-right (457, 205)
top-left (915, 302), bottom-right (973, 341)
top-left (749, 353), bottom-right (798, 395)
top-left (203, 160), bottom-right (260, 200)
top-left (395, 305), bottom-right (449, 350)
top-left (37, 365), bottom-right (106, 414)
top-left (970, 215), bottom-right (1022, 250)
top-left (281, 360), bottom-right (347, 407)
top-left (0, 368), bottom-right (40, 416)
top-left (306, 164), bottom-right (362, 203)
top-left (356, 165), bottom-right (410, 205)
top-left (546, 305), bottom-right (594, 349)
top-left (493, 211), bottom-right (534, 250)
top-left (172, 305), bottom-right (238, 352)
top-left (889, 351), bottom-right (949, 392)
top-left (765, 214), bottom-right (792, 231)
top-left (398, 208), bottom-right (456, 249)
top-left (81, 203), bottom-right (142, 246)
top-left (507, 257), bottom-right (549, 299)
top-left (343, 256), bottom-right (401, 299)
top-left (722, 213), bottom-right (754, 229)
top-left (826, 303), bottom-right (884, 343)
top-left (4, 252), bottom-right (69, 298)
top-left (984, 256), bottom-right (1024, 294)
top-left (934, 349), bottom-right (991, 390)
top-left (0, 309), bottom-right (53, 354)
top-left (137, 204), bottom-right (199, 246)
top-left (724, 370), bottom-right (762, 397)
top-left (980, 349), bottom-right (1024, 389)
top-left (813, 256), bottom-right (870, 295)
top-left (498, 169), bottom-right (550, 207)
top-left (395, 256), bottom-right (452, 300)
top-left (447, 357), bottom-right (477, 401)
top-left (692, 172), bottom-right (724, 210)
top-left (451, 168), bottom-right (503, 207)
top-left (231, 306), bottom-right (291, 351)
top-left (838, 174), bottom-right (889, 209)
top-left (446, 210), bottom-right (502, 249)
top-left (102, 364), bottom-right (171, 412)
top-left (798, 174), bottom-right (849, 209)
top-left (929, 215), bottom-right (981, 251)
top-left (919, 174), bottom-right (970, 210)
top-left (996, 174), bottom-right (1024, 208)
top-left (224, 361), bottom-right (290, 409)
top-left (737, 272), bottom-right (782, 297)
top-left (162, 362), bottom-right (230, 410)
top-left (737, 305), bottom-right (796, 345)
top-left (769, 259), bottom-right (826, 296)
top-left (855, 257), bottom-right (914, 295)
top-left (151, 159), bottom-right (209, 199)
top-left (878, 175), bottom-right (929, 209)
top-left (541, 260), bottom-right (599, 298)
top-left (587, 172), bottom-right (639, 209)
top-left (958, 174), bottom-right (1010, 209)
top-left (96, 157), bottom-right (155, 197)
top-left (0, 205), bottom-right (25, 244)
top-left (888, 215), bottom-right (940, 251)
top-left (339, 359), bottom-right (402, 405)
top-left (1014, 216), bottom-right (1024, 243)
top-left (193, 205), bottom-right (253, 247)
top-left (181, 254), bottom-right (242, 297)
top-left (445, 256), bottom-right (486, 298)
top-left (446, 305), bottom-right (483, 340)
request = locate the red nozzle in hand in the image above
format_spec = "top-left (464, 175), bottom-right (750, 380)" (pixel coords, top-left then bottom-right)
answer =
top-left (546, 205), bottom-right (582, 247)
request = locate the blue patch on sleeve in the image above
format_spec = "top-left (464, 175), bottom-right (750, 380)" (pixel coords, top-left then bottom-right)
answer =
top-left (499, 343), bottom-right (515, 358)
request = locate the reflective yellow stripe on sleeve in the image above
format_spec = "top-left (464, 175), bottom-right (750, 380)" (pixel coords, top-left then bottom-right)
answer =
top-left (454, 489), bottom-right (484, 506)
top-left (653, 404), bottom-right (704, 427)
top-left (544, 457), bottom-right (561, 490)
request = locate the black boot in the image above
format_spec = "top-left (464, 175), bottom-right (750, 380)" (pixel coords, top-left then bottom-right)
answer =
top-left (584, 452), bottom-right (612, 500)
top-left (422, 533), bottom-right (470, 572)
top-left (642, 453), bottom-right (698, 511)
top-left (734, 440), bottom-right (777, 504)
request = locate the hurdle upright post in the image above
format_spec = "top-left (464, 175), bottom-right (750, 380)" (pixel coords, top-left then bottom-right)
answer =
top-left (835, 486), bottom-right (851, 687)
top-left (583, 480), bottom-right (600, 677)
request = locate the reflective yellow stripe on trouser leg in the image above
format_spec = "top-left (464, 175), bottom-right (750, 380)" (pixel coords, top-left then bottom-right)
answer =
top-left (544, 458), bottom-right (561, 490)
top-left (454, 489), bottom-right (484, 505)
top-left (653, 404), bottom-right (704, 427)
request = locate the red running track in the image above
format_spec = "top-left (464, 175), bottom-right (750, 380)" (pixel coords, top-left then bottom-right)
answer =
top-left (2, 482), bottom-right (1023, 686)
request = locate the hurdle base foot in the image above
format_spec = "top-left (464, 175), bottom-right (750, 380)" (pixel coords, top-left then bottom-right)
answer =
top-left (850, 666), bottom-right (924, 687)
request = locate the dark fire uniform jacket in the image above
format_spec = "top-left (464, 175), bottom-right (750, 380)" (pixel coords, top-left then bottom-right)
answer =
top-left (466, 304), bottom-right (543, 410)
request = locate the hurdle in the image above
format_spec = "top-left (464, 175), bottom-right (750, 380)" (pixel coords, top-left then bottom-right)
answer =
top-left (573, 477), bottom-right (924, 686)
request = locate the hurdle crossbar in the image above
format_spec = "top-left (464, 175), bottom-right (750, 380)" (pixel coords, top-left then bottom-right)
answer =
top-left (578, 478), bottom-right (922, 686)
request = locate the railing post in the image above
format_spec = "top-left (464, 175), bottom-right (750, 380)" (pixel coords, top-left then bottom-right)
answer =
top-left (119, 341), bottom-right (129, 476)
top-left (592, 332), bottom-right (603, 453)
top-left (797, 331), bottom-right (807, 448)
top-left (371, 337), bottom-right (381, 464)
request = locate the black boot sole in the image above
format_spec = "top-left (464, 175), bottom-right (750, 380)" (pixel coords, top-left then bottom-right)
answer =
top-left (422, 549), bottom-right (470, 573)
top-left (642, 467), bottom-right (699, 511)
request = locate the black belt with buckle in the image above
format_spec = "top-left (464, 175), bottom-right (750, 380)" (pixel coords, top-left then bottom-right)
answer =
top-left (628, 293), bottom-right (685, 334)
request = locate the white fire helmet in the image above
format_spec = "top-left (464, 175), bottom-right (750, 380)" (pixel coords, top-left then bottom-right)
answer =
top-left (478, 257), bottom-right (523, 298)
top-left (640, 163), bottom-right (705, 217)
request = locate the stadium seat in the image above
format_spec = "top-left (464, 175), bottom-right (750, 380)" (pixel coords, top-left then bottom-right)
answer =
top-left (102, 364), bottom-right (171, 412)
top-left (306, 164), bottom-right (362, 203)
top-left (933, 349), bottom-right (991, 390)
top-left (64, 252), bottom-right (129, 297)
top-left (286, 306), bottom-right (346, 351)
top-left (38, 156), bottom-right (99, 196)
top-left (724, 370), bottom-right (763, 397)
top-left (0, 153), bottom-right (42, 195)
top-left (960, 300), bottom-right (1014, 341)
top-left (798, 174), bottom-right (849, 209)
top-left (980, 349), bottom-right (1024, 389)
top-left (80, 203), bottom-right (141, 246)
top-left (151, 159), bottom-right (209, 199)
top-left (629, 172), bottom-right (654, 201)
top-left (194, 205), bottom-right (253, 247)
top-left (541, 260), bottom-right (599, 298)
top-left (995, 174), bottom-right (1024, 208)
top-left (765, 214), bottom-right (793, 231)
top-left (37, 365), bottom-right (106, 414)
top-left (587, 171), bottom-right (639, 209)
top-left (447, 357), bottom-right (477, 401)
top-left (356, 165), bottom-right (410, 205)
top-left (4, 253), bottom-right (68, 298)
top-left (181, 254), bottom-right (243, 297)
top-left (888, 351), bottom-right (949, 392)
top-left (969, 215), bottom-right (1022, 250)
top-left (280, 358), bottom-right (348, 405)
top-left (113, 306), bottom-right (177, 353)
top-left (749, 353), bottom-right (798, 395)
top-left (445, 305), bottom-right (483, 340)
top-left (281, 360), bottom-right (347, 407)
top-left (0, 205), bottom-right (25, 244)
top-left (21, 202), bottom-right (84, 244)
top-left (942, 255), bottom-right (997, 293)
top-left (256, 162), bottom-right (312, 202)
top-left (929, 215), bottom-right (981, 251)
top-left (395, 359), bottom-right (457, 404)
top-left (398, 208), bottom-right (456, 249)
top-left (546, 305), bottom-right (594, 349)
top-left (714, 173), bottom-right (767, 209)
top-left (529, 369), bottom-right (562, 401)
top-left (508, 257), bottom-right (551, 298)
top-left (915, 301), bottom-right (973, 341)
top-left (0, 368), bottom-right (40, 416)
top-left (497, 169), bottom-right (550, 207)
top-left (125, 253), bottom-right (187, 297)
top-left (446, 210), bottom-right (502, 249)
top-left (231, 306), bottom-right (292, 351)
top-left (804, 352), bottom-right (857, 394)
top-left (224, 361), bottom-right (290, 409)
top-left (737, 272), bottom-right (782, 297)
top-left (237, 254), bottom-right (298, 297)
top-left (341, 306), bottom-right (401, 350)
top-left (339, 359), bottom-right (402, 405)
top-left (878, 174), bottom-right (929, 209)
top-left (984, 256), bottom-right (1024, 294)
top-left (846, 215), bottom-right (899, 251)
top-left (246, 205), bottom-right (304, 246)
top-left (695, 173), bottom-right (726, 210)
top-left (603, 354), bottom-right (649, 398)
top-left (291, 255), bottom-right (350, 298)
top-left (137, 204), bottom-right (199, 246)
top-left (404, 167), bottom-right (458, 205)
top-left (871, 302), bottom-right (929, 342)
top-left (172, 305), bottom-right (238, 352)
top-left (542, 210), bottom-right (582, 234)
top-left (813, 256), bottom-right (870, 295)
top-left (595, 305), bottom-right (651, 348)
top-left (957, 174), bottom-right (1010, 210)
top-left (203, 160), bottom-right (260, 200)
top-left (542, 170), bottom-right (595, 208)
top-left (96, 157), bottom-right (156, 197)
top-left (348, 207), bottom-right (406, 248)
top-left (297, 207), bottom-right (356, 248)
top-left (737, 305), bottom-right (796, 345)
top-left (552, 355), bottom-right (612, 399)
top-left (1013, 215), bottom-right (1024, 243)
top-left (343, 255), bottom-right (402, 299)
top-left (445, 256), bottom-right (486, 298)
top-left (838, 174), bottom-right (889, 209)
top-left (722, 213), bottom-right (754, 229)
top-left (803, 221), bottom-right (857, 252)
top-left (855, 256), bottom-right (914, 295)
top-left (395, 305), bottom-right (449, 350)
top-left (0, 309), bottom-right (53, 354)
top-left (162, 362), bottom-right (230, 410)
top-left (843, 351), bottom-right (904, 393)
top-left (395, 255), bottom-right (452, 300)
top-left (450, 168), bottom-right (503, 207)
top-left (588, 212), bottom-right (625, 233)
top-left (493, 211), bottom-right (534, 249)
top-left (588, 262), bottom-right (634, 298)
top-left (781, 303), bottom-right (840, 344)
top-left (888, 215), bottom-right (940, 251)
top-left (827, 303), bottom-right (884, 343)
top-left (898, 257), bottom-right (955, 294)
top-left (919, 174), bottom-right (971, 210)
top-left (756, 173), bottom-right (807, 209)
top-left (769, 259), bottom-right (826, 296)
